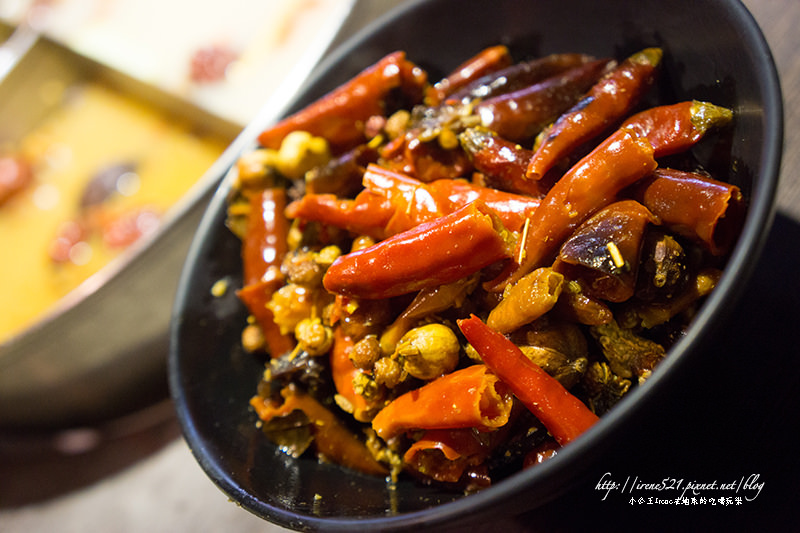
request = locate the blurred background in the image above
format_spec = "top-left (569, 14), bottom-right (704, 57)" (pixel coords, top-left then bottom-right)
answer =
top-left (0, 0), bottom-right (797, 531)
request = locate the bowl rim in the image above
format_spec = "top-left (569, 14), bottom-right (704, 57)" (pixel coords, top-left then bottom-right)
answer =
top-left (169, 0), bottom-right (784, 529)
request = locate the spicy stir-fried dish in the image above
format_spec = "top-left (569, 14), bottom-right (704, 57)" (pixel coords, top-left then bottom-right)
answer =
top-left (223, 45), bottom-right (742, 490)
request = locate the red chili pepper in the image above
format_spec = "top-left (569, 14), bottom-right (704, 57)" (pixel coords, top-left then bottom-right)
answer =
top-left (371, 364), bottom-right (513, 441)
top-left (362, 164), bottom-right (446, 234)
top-left (457, 314), bottom-right (598, 446)
top-left (425, 44), bottom-right (513, 106)
top-left (488, 126), bottom-right (657, 291)
top-left (236, 277), bottom-right (295, 357)
top-left (446, 53), bottom-right (597, 104)
top-left (285, 191), bottom-right (396, 241)
top-left (458, 126), bottom-right (545, 197)
top-left (250, 385), bottom-right (388, 476)
top-left (526, 48), bottom-right (662, 181)
top-left (474, 58), bottom-right (613, 143)
top-left (257, 51), bottom-right (427, 152)
top-left (330, 327), bottom-right (371, 422)
top-left (242, 188), bottom-right (290, 286)
top-left (323, 200), bottom-right (513, 299)
top-left (553, 200), bottom-right (658, 303)
top-left (364, 165), bottom-right (539, 233)
top-left (428, 178), bottom-right (540, 232)
top-left (237, 188), bottom-right (294, 357)
top-left (629, 168), bottom-right (743, 255)
top-left (619, 100), bottom-right (733, 159)
top-left (286, 164), bottom-right (540, 238)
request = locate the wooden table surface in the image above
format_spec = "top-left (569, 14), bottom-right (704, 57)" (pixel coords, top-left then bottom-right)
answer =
top-left (1, 0), bottom-right (797, 531)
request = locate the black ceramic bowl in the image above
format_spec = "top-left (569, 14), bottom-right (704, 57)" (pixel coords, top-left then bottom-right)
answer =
top-left (169, 0), bottom-right (782, 530)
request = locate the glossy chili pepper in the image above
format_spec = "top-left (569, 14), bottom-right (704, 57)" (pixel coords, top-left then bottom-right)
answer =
top-left (474, 58), bottom-right (613, 143)
top-left (237, 188), bottom-right (295, 357)
top-left (629, 168), bottom-right (743, 255)
top-left (619, 100), bottom-right (733, 159)
top-left (458, 126), bottom-right (545, 197)
top-left (488, 126), bottom-right (657, 291)
top-left (257, 51), bottom-right (427, 152)
top-left (526, 48), bottom-right (662, 181)
top-left (367, 165), bottom-right (541, 232)
top-left (330, 327), bottom-right (371, 422)
top-left (286, 164), bottom-right (540, 238)
top-left (447, 53), bottom-right (597, 104)
top-left (287, 165), bottom-right (443, 240)
top-left (425, 44), bottom-right (513, 106)
top-left (242, 188), bottom-right (290, 286)
top-left (553, 200), bottom-right (658, 302)
top-left (323, 201), bottom-right (514, 299)
top-left (236, 277), bottom-right (295, 357)
top-left (250, 384), bottom-right (388, 476)
top-left (371, 364), bottom-right (513, 441)
top-left (285, 191), bottom-right (395, 240)
top-left (457, 314), bottom-right (598, 446)
top-left (362, 164), bottom-right (445, 234)
top-left (427, 177), bottom-right (540, 232)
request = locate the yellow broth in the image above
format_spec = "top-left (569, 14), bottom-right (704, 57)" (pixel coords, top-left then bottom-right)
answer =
top-left (0, 82), bottom-right (228, 343)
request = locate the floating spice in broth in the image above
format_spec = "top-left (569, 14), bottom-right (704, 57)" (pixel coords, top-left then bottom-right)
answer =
top-left (0, 83), bottom-right (228, 343)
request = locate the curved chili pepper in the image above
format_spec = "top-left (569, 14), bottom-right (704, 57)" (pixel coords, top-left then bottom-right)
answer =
top-left (237, 187), bottom-right (295, 357)
top-left (488, 126), bottom-right (657, 291)
top-left (403, 428), bottom-right (492, 483)
top-left (553, 200), bottom-right (658, 303)
top-left (250, 384), bottom-right (388, 476)
top-left (330, 326), bottom-right (371, 422)
top-left (457, 314), bottom-right (598, 446)
top-left (365, 164), bottom-right (541, 232)
top-left (619, 100), bottom-right (733, 159)
top-left (427, 177), bottom-right (540, 232)
top-left (370, 364), bottom-right (513, 441)
top-left (286, 191), bottom-right (395, 241)
top-left (425, 44), bottom-right (513, 106)
top-left (629, 168), bottom-right (743, 255)
top-left (474, 58), bottom-right (613, 143)
top-left (257, 51), bottom-right (427, 152)
top-left (486, 267), bottom-right (565, 334)
top-left (526, 48), bottom-right (662, 181)
top-left (363, 164), bottom-right (447, 235)
top-left (459, 127), bottom-right (546, 197)
top-left (287, 165), bottom-right (540, 238)
top-left (447, 53), bottom-right (597, 104)
top-left (323, 200), bottom-right (514, 299)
